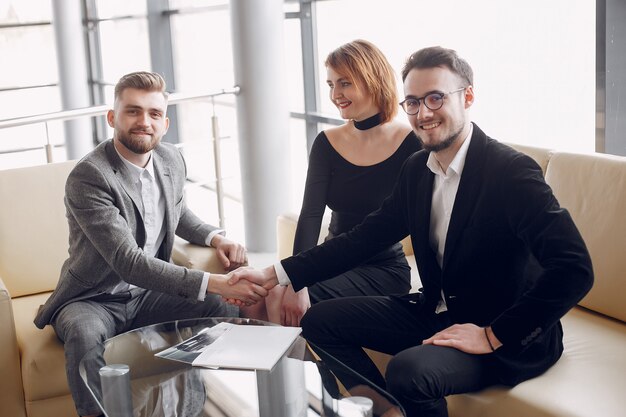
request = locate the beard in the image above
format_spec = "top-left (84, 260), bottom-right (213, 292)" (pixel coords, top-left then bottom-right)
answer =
top-left (418, 123), bottom-right (464, 153)
top-left (117, 130), bottom-right (160, 154)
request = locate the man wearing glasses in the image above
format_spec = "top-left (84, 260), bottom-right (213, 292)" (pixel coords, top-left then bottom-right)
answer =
top-left (231, 46), bottom-right (593, 417)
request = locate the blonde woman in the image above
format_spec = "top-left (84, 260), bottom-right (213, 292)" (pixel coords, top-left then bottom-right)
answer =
top-left (266, 39), bottom-right (422, 326)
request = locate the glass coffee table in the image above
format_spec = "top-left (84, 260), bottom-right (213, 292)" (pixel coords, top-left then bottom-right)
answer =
top-left (79, 317), bottom-right (404, 417)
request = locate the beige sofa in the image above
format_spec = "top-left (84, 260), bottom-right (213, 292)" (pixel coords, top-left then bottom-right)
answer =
top-left (276, 143), bottom-right (626, 417)
top-left (0, 160), bottom-right (228, 417)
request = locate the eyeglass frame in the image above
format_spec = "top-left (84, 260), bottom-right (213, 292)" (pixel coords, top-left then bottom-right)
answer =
top-left (399, 87), bottom-right (467, 115)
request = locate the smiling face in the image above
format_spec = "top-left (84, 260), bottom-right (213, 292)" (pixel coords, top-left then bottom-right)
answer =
top-left (327, 66), bottom-right (378, 122)
top-left (107, 87), bottom-right (169, 155)
top-left (403, 66), bottom-right (473, 153)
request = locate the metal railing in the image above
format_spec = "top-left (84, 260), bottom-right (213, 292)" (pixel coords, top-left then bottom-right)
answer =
top-left (0, 86), bottom-right (240, 229)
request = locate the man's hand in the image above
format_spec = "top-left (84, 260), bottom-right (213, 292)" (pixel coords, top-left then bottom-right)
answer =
top-left (422, 323), bottom-right (502, 354)
top-left (211, 234), bottom-right (246, 271)
top-left (222, 265), bottom-right (280, 307)
top-left (280, 285), bottom-right (310, 327)
top-left (220, 266), bottom-right (279, 306)
top-left (228, 265), bottom-right (279, 290)
top-left (208, 272), bottom-right (267, 306)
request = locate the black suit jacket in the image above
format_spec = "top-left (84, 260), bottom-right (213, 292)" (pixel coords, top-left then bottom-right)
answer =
top-left (283, 123), bottom-right (593, 385)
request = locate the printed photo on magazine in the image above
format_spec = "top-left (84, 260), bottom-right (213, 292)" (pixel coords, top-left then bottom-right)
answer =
top-left (155, 322), bottom-right (232, 365)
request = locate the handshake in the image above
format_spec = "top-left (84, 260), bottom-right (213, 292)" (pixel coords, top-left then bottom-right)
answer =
top-left (211, 265), bottom-right (280, 306)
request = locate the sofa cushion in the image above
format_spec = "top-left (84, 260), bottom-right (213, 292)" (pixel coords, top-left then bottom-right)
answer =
top-left (406, 254), bottom-right (421, 293)
top-left (447, 307), bottom-right (626, 417)
top-left (545, 152), bottom-right (626, 322)
top-left (12, 293), bottom-right (70, 401)
top-left (171, 237), bottom-right (229, 273)
top-left (0, 161), bottom-right (75, 298)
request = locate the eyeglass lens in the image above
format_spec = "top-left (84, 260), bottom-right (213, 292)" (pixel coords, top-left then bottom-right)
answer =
top-left (402, 93), bottom-right (444, 115)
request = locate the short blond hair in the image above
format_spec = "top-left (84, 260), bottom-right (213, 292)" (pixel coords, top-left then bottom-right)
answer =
top-left (325, 39), bottom-right (398, 123)
top-left (114, 71), bottom-right (168, 102)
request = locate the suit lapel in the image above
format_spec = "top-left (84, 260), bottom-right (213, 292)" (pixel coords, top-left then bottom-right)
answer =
top-left (412, 162), bottom-right (445, 304)
top-left (105, 141), bottom-right (145, 220)
top-left (152, 150), bottom-right (175, 257)
top-left (415, 166), bottom-right (434, 254)
top-left (442, 124), bottom-right (488, 270)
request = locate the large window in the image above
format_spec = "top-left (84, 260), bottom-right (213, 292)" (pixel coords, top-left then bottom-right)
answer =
top-left (0, 0), bottom-right (602, 245)
top-left (314, 0), bottom-right (595, 154)
top-left (0, 0), bottom-right (64, 168)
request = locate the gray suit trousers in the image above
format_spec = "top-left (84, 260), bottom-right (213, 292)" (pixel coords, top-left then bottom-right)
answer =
top-left (52, 288), bottom-right (237, 416)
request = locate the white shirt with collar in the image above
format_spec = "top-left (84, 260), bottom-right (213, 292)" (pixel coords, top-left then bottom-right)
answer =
top-left (111, 145), bottom-right (220, 300)
top-left (428, 124), bottom-right (473, 313)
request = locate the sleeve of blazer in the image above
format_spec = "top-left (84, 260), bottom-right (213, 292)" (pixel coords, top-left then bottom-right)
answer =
top-left (282, 155), bottom-right (416, 291)
top-left (176, 201), bottom-right (215, 245)
top-left (66, 160), bottom-right (205, 300)
top-left (490, 153), bottom-right (593, 350)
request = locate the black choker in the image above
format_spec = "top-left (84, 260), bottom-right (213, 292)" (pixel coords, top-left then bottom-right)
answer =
top-left (353, 113), bottom-right (382, 130)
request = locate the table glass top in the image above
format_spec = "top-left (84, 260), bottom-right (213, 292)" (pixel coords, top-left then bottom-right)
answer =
top-left (79, 317), bottom-right (404, 417)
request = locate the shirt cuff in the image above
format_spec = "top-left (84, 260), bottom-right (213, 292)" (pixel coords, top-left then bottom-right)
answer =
top-left (205, 229), bottom-right (226, 247)
top-left (274, 261), bottom-right (291, 286)
top-left (198, 272), bottom-right (210, 301)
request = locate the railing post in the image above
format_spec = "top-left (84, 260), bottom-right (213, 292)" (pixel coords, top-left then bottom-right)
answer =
top-left (44, 122), bottom-right (54, 163)
top-left (211, 98), bottom-right (226, 230)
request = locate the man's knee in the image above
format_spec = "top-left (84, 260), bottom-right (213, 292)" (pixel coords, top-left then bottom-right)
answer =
top-left (300, 301), bottom-right (335, 342)
top-left (386, 345), bottom-right (447, 401)
top-left (53, 304), bottom-right (114, 346)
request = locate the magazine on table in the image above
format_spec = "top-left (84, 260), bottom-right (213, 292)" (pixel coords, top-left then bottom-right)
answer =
top-left (155, 322), bottom-right (302, 371)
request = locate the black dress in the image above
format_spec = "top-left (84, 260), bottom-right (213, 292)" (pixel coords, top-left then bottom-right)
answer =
top-left (293, 130), bottom-right (422, 303)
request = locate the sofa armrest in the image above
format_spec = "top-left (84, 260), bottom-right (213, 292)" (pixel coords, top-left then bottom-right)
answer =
top-left (171, 237), bottom-right (228, 274)
top-left (276, 213), bottom-right (298, 260)
top-left (0, 276), bottom-right (27, 417)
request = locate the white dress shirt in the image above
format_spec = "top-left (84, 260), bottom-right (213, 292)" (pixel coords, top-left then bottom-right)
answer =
top-left (428, 125), bottom-right (473, 313)
top-left (111, 146), bottom-right (211, 300)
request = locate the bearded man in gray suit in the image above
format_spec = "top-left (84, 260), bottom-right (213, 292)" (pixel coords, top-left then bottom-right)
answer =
top-left (34, 71), bottom-right (267, 417)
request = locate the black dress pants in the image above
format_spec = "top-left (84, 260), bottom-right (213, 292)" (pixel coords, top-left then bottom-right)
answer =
top-left (300, 295), bottom-right (498, 417)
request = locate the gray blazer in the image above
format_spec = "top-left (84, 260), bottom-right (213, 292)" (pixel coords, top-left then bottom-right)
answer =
top-left (35, 140), bottom-right (217, 328)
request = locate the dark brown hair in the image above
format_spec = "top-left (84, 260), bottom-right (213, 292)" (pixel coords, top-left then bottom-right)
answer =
top-left (401, 46), bottom-right (473, 86)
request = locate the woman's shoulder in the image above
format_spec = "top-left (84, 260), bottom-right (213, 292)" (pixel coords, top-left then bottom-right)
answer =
top-left (310, 130), bottom-right (343, 163)
top-left (323, 123), bottom-right (351, 144)
top-left (311, 130), bottom-right (332, 150)
top-left (320, 124), bottom-right (360, 156)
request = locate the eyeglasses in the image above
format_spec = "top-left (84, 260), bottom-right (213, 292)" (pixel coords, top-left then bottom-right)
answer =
top-left (399, 87), bottom-right (466, 115)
